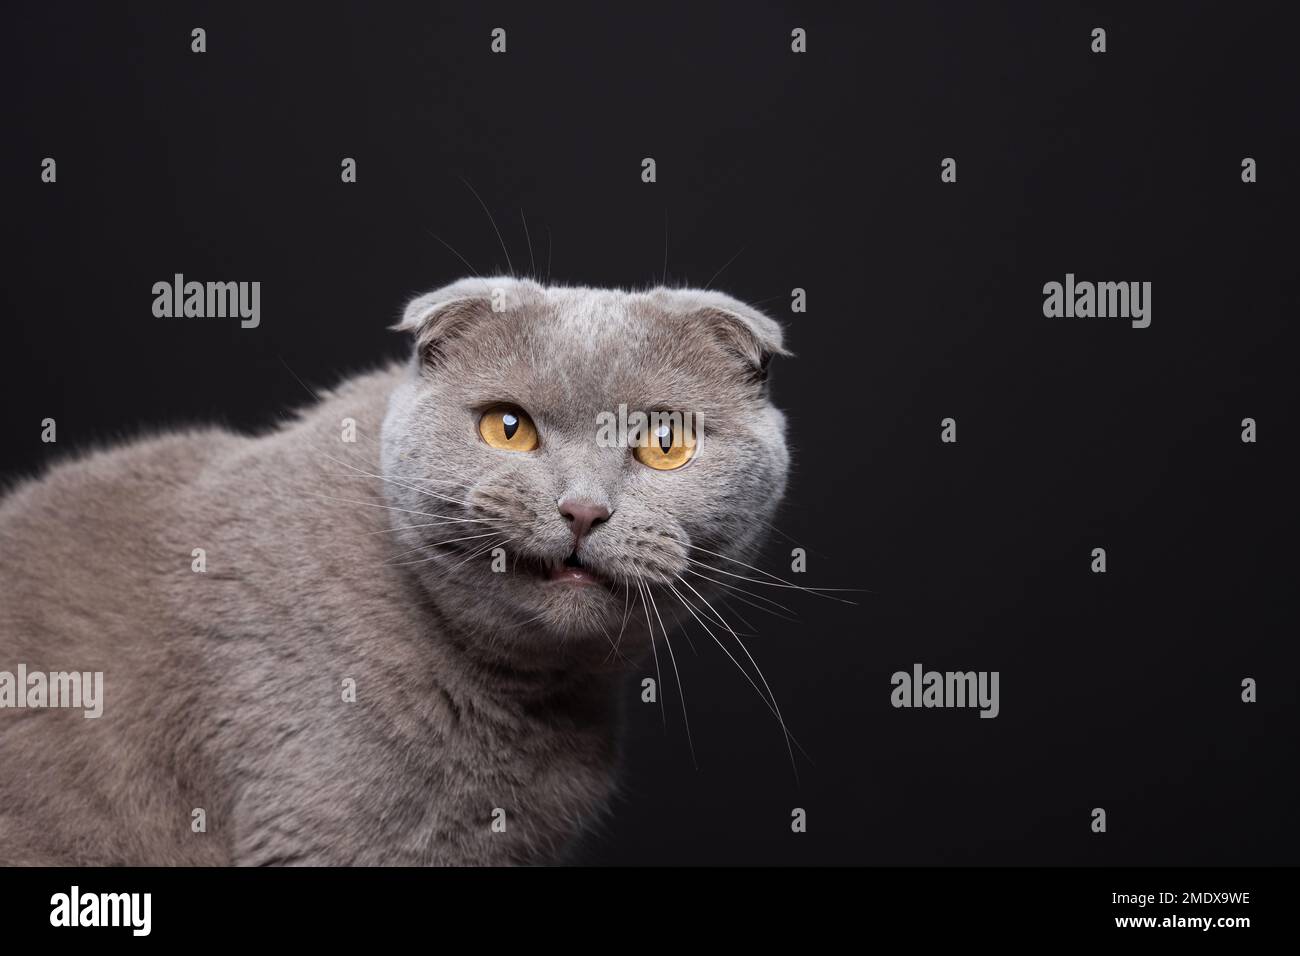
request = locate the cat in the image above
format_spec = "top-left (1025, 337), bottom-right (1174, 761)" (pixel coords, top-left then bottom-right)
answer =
top-left (0, 277), bottom-right (791, 865)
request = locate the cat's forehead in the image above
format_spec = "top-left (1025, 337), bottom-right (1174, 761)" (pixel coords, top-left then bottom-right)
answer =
top-left (535, 287), bottom-right (657, 353)
top-left (451, 289), bottom-right (723, 409)
top-left (404, 278), bottom-right (785, 424)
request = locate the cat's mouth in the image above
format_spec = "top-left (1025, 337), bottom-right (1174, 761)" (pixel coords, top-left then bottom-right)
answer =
top-left (550, 550), bottom-right (610, 587)
top-left (519, 549), bottom-right (611, 589)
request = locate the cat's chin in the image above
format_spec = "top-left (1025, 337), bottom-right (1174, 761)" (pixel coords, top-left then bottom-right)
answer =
top-left (530, 576), bottom-right (623, 625)
top-left (516, 580), bottom-right (655, 663)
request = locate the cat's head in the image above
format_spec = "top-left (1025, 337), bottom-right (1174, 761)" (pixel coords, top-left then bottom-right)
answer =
top-left (380, 277), bottom-right (790, 668)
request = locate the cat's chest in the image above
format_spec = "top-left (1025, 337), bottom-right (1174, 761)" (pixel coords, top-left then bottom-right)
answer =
top-left (394, 701), bottom-right (621, 865)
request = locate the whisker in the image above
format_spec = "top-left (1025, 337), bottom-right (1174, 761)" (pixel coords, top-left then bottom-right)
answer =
top-left (645, 583), bottom-right (696, 768)
top-left (460, 176), bottom-right (514, 275)
top-left (425, 229), bottom-right (482, 278)
top-left (321, 454), bottom-right (474, 511)
top-left (323, 473), bottom-right (477, 492)
top-left (608, 578), bottom-right (633, 659)
top-left (661, 208), bottom-right (669, 285)
top-left (682, 566), bottom-right (800, 619)
top-left (520, 209), bottom-right (536, 278)
top-left (383, 530), bottom-right (508, 566)
top-left (594, 617), bottom-right (626, 663)
top-left (718, 596), bottom-right (758, 635)
top-left (501, 609), bottom-right (551, 633)
top-left (702, 244), bottom-right (745, 292)
top-left (753, 515), bottom-right (835, 564)
top-left (667, 579), bottom-right (812, 768)
top-left (437, 535), bottom-right (516, 575)
top-left (675, 575), bottom-right (803, 779)
top-left (684, 548), bottom-right (861, 604)
top-left (636, 582), bottom-right (667, 731)
top-left (277, 355), bottom-right (322, 403)
top-left (302, 492), bottom-right (468, 522)
top-left (364, 517), bottom-right (499, 535)
top-left (666, 583), bottom-right (783, 726)
top-left (671, 572), bottom-right (763, 636)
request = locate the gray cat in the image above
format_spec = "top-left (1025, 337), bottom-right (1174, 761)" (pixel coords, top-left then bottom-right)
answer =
top-left (0, 278), bottom-right (790, 865)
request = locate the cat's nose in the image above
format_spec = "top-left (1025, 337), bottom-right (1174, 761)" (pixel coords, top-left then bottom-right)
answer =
top-left (558, 499), bottom-right (611, 548)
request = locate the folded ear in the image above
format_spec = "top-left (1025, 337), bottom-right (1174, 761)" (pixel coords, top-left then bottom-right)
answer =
top-left (649, 288), bottom-right (792, 386)
top-left (393, 277), bottom-right (536, 369)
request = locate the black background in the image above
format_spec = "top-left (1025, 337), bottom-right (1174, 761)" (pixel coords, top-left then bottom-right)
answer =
top-left (2, 1), bottom-right (1296, 865)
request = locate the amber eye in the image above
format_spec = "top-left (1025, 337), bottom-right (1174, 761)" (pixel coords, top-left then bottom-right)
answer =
top-left (478, 405), bottom-right (540, 451)
top-left (633, 414), bottom-right (697, 471)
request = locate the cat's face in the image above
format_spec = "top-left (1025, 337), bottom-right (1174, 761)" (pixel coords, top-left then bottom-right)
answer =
top-left (380, 278), bottom-right (790, 667)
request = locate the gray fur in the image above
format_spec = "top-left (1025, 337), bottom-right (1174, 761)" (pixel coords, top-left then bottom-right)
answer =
top-left (0, 278), bottom-right (790, 865)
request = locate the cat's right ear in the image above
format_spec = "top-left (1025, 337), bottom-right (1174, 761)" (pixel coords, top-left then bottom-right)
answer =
top-left (392, 278), bottom-right (517, 370)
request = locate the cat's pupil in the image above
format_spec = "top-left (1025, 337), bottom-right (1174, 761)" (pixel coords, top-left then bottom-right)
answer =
top-left (656, 424), bottom-right (672, 454)
top-left (502, 413), bottom-right (519, 440)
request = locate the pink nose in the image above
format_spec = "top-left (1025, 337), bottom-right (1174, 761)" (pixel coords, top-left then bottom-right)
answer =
top-left (558, 499), bottom-right (611, 548)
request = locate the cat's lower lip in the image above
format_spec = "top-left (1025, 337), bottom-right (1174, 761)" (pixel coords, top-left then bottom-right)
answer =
top-left (547, 565), bottom-right (601, 586)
